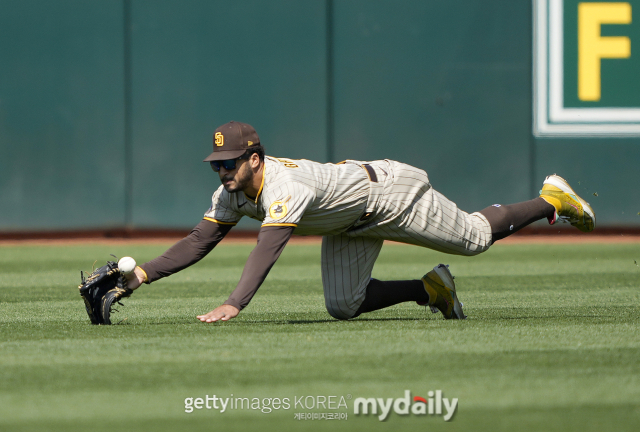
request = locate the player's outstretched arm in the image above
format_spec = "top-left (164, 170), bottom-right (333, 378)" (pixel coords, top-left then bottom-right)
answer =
top-left (197, 225), bottom-right (295, 323)
top-left (135, 219), bottom-right (233, 287)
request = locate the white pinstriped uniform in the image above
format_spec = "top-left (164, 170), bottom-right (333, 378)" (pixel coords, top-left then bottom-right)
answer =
top-left (205, 156), bottom-right (492, 319)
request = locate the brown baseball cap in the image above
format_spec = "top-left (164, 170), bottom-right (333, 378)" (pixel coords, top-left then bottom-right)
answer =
top-left (203, 121), bottom-right (261, 162)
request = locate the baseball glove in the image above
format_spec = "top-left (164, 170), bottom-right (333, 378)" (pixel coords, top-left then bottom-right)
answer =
top-left (78, 260), bottom-right (133, 325)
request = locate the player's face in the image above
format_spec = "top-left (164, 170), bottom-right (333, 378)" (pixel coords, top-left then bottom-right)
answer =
top-left (219, 158), bottom-right (253, 193)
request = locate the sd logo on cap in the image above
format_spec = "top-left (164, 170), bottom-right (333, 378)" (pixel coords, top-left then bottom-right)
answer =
top-left (204, 121), bottom-right (261, 162)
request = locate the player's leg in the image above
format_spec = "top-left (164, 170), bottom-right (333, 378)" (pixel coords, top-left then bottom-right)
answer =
top-left (478, 174), bottom-right (596, 242)
top-left (353, 264), bottom-right (465, 319)
top-left (478, 198), bottom-right (554, 242)
top-left (360, 186), bottom-right (494, 256)
top-left (321, 234), bottom-right (463, 320)
top-left (320, 234), bottom-right (384, 320)
top-left (359, 167), bottom-right (593, 252)
top-left (352, 279), bottom-right (427, 314)
top-left (347, 160), bottom-right (493, 256)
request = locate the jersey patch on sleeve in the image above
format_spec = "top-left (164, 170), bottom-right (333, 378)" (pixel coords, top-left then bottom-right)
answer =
top-left (268, 195), bottom-right (291, 220)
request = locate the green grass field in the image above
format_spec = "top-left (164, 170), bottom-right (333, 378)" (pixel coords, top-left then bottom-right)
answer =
top-left (1, 240), bottom-right (639, 432)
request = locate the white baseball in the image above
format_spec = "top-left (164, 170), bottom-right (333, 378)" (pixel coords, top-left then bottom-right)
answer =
top-left (118, 256), bottom-right (137, 274)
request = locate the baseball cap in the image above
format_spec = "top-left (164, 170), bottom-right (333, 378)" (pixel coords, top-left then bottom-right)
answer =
top-left (203, 121), bottom-right (261, 162)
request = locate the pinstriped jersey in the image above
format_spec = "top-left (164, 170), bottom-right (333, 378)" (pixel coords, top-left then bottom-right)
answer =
top-left (204, 156), bottom-right (370, 236)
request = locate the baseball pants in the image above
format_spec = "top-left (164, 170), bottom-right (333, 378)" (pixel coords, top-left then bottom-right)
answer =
top-left (321, 161), bottom-right (493, 320)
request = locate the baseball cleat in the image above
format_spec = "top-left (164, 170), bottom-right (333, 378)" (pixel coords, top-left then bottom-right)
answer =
top-left (539, 174), bottom-right (595, 232)
top-left (418, 264), bottom-right (466, 320)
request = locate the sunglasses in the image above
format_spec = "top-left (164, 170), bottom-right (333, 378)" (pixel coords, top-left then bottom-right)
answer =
top-left (209, 153), bottom-right (249, 172)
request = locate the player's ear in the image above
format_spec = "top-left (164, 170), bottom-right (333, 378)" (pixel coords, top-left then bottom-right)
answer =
top-left (249, 152), bottom-right (261, 169)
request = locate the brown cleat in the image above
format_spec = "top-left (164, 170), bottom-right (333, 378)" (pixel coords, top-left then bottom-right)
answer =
top-left (420, 264), bottom-right (466, 319)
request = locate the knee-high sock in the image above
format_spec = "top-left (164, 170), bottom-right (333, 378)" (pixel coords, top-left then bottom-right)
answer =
top-left (479, 197), bottom-right (555, 242)
top-left (353, 278), bottom-right (428, 317)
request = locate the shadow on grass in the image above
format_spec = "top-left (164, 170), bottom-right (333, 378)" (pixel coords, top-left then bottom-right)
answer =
top-left (79, 308), bottom-right (633, 327)
top-left (118, 315), bottom-right (434, 326)
top-left (285, 317), bottom-right (423, 324)
top-left (497, 315), bottom-right (604, 320)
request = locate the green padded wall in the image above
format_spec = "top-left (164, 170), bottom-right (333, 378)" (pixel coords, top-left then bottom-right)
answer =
top-left (0, 0), bottom-right (125, 230)
top-left (332, 0), bottom-right (533, 213)
top-left (0, 0), bottom-right (638, 230)
top-left (130, 0), bottom-right (327, 228)
top-left (534, 139), bottom-right (640, 226)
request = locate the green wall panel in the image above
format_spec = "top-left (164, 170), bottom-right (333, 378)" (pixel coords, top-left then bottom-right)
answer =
top-left (130, 0), bottom-right (327, 228)
top-left (332, 0), bottom-right (533, 213)
top-left (0, 0), bottom-right (125, 230)
top-left (535, 139), bottom-right (640, 225)
top-left (0, 0), bottom-right (638, 231)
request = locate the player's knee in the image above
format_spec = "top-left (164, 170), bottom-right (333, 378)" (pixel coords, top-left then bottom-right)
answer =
top-left (459, 247), bottom-right (487, 257)
top-left (325, 305), bottom-right (356, 321)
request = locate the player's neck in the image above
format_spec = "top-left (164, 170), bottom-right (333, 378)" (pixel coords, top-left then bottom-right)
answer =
top-left (243, 161), bottom-right (264, 200)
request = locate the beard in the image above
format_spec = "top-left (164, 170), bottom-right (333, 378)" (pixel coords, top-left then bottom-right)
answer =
top-left (221, 162), bottom-right (254, 193)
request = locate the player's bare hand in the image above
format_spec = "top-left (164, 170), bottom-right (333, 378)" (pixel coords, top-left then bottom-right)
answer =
top-left (125, 267), bottom-right (146, 290)
top-left (197, 305), bottom-right (239, 323)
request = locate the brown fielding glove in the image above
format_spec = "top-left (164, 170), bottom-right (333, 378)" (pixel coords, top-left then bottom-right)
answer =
top-left (78, 260), bottom-right (133, 325)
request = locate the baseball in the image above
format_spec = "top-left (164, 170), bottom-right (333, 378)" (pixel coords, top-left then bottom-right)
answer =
top-left (118, 256), bottom-right (137, 274)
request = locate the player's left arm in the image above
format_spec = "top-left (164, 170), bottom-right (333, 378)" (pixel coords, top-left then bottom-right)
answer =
top-left (197, 225), bottom-right (295, 323)
top-left (199, 182), bottom-right (314, 323)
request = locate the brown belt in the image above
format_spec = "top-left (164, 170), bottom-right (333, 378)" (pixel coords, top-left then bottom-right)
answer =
top-left (362, 164), bottom-right (378, 183)
top-left (357, 164), bottom-right (378, 223)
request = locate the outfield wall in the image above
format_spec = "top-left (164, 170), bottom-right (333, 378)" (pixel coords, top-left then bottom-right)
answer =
top-left (1, 0), bottom-right (638, 231)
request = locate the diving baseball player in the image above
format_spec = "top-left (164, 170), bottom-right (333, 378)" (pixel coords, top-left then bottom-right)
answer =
top-left (125, 121), bottom-right (595, 322)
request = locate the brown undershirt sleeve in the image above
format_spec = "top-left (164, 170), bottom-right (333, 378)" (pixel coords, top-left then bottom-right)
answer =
top-left (139, 219), bottom-right (232, 283)
top-left (223, 225), bottom-right (295, 311)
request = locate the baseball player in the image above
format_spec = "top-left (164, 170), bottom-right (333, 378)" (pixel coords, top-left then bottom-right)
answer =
top-left (125, 121), bottom-right (595, 322)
